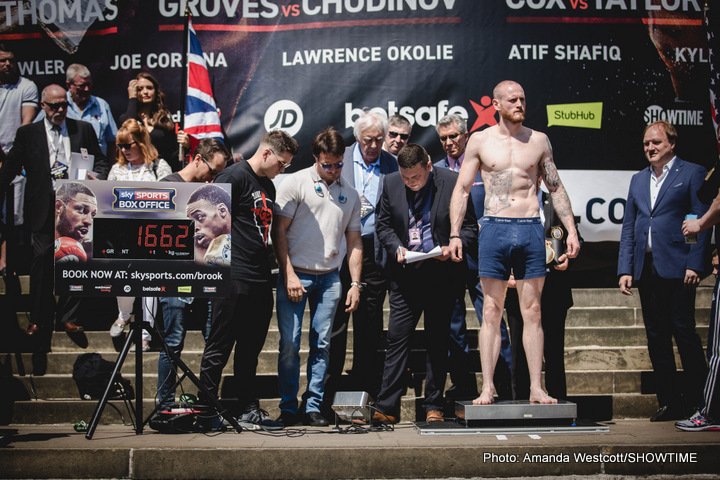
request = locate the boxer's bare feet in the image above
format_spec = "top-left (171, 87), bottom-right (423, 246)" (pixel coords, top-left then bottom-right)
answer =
top-left (472, 388), bottom-right (496, 405)
top-left (529, 387), bottom-right (557, 404)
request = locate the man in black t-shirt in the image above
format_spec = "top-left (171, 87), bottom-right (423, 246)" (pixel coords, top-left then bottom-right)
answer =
top-left (198, 130), bottom-right (298, 430)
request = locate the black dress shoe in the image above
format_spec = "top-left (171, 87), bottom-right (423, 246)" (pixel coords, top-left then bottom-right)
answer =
top-left (304, 411), bottom-right (329, 427)
top-left (63, 322), bottom-right (84, 333)
top-left (650, 405), bottom-right (684, 422)
top-left (277, 411), bottom-right (301, 427)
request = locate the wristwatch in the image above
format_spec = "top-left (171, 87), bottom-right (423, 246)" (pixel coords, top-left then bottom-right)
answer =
top-left (350, 281), bottom-right (365, 292)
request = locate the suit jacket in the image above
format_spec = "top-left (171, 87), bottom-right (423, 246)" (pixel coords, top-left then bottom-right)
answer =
top-left (341, 143), bottom-right (398, 265)
top-left (0, 118), bottom-right (108, 233)
top-left (618, 157), bottom-right (710, 280)
top-left (434, 156), bottom-right (483, 268)
top-left (376, 167), bottom-right (477, 281)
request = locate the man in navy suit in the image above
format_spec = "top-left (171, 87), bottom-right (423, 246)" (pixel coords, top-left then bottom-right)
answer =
top-left (372, 144), bottom-right (476, 423)
top-left (324, 111), bottom-right (398, 416)
top-left (618, 120), bottom-right (709, 421)
top-left (0, 84), bottom-right (108, 351)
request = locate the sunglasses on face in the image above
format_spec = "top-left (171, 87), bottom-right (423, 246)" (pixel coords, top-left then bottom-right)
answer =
top-left (116, 141), bottom-right (137, 150)
top-left (201, 157), bottom-right (219, 177)
top-left (320, 162), bottom-right (344, 171)
top-left (388, 131), bottom-right (409, 140)
top-left (439, 133), bottom-right (462, 143)
top-left (43, 101), bottom-right (68, 110)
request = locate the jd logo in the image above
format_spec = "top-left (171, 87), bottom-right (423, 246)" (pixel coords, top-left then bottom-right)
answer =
top-left (264, 100), bottom-right (303, 136)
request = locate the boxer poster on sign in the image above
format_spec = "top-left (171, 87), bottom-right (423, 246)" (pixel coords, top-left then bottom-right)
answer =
top-left (53, 179), bottom-right (232, 298)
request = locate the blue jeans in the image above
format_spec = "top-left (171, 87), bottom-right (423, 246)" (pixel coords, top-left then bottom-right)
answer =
top-left (277, 270), bottom-right (341, 414)
top-left (157, 297), bottom-right (192, 407)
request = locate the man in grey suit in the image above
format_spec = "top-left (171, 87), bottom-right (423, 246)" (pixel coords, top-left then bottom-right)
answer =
top-left (324, 111), bottom-right (398, 417)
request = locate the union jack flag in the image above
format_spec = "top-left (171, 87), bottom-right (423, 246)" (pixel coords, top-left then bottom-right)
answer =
top-left (184, 17), bottom-right (223, 142)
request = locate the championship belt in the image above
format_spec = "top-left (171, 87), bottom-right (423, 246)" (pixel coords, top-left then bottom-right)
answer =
top-left (545, 226), bottom-right (566, 265)
top-left (204, 233), bottom-right (231, 267)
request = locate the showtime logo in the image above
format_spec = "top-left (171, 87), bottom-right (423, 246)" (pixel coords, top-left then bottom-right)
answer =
top-left (345, 101), bottom-right (468, 129)
top-left (643, 105), bottom-right (704, 126)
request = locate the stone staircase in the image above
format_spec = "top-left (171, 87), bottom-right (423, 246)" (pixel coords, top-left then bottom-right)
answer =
top-left (0, 274), bottom-right (712, 425)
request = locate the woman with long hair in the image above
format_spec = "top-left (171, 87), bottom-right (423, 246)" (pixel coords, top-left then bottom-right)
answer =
top-left (120, 72), bottom-right (180, 171)
top-left (108, 119), bottom-right (171, 349)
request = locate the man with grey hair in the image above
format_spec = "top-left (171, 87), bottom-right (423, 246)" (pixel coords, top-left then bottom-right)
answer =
top-left (63, 63), bottom-right (117, 156)
top-left (382, 114), bottom-right (412, 157)
top-left (323, 110), bottom-right (398, 416)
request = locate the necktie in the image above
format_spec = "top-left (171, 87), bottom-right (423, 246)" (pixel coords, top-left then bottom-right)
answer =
top-left (409, 191), bottom-right (426, 252)
top-left (52, 125), bottom-right (66, 166)
top-left (51, 125), bottom-right (69, 182)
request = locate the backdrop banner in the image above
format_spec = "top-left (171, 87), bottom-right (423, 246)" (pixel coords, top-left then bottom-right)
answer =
top-left (3, 0), bottom-right (716, 245)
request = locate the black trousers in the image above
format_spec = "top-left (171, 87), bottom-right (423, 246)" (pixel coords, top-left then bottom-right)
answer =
top-left (375, 261), bottom-right (458, 416)
top-left (30, 230), bottom-right (81, 352)
top-left (638, 256), bottom-right (708, 411)
top-left (325, 235), bottom-right (388, 407)
top-left (507, 275), bottom-right (571, 401)
top-left (199, 280), bottom-right (273, 408)
top-left (446, 263), bottom-right (481, 399)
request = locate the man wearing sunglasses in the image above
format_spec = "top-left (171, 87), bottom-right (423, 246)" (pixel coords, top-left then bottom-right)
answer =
top-left (382, 114), bottom-right (412, 157)
top-left (198, 130), bottom-right (297, 431)
top-left (0, 84), bottom-right (108, 351)
top-left (273, 127), bottom-right (362, 427)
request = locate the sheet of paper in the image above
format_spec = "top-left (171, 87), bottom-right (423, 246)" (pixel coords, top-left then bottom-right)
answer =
top-left (404, 245), bottom-right (442, 264)
top-left (69, 152), bottom-right (94, 180)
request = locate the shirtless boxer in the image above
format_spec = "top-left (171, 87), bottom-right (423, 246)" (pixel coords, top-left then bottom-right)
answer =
top-left (449, 80), bottom-right (580, 405)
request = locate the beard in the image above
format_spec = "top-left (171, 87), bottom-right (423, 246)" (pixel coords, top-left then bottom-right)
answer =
top-left (500, 109), bottom-right (525, 124)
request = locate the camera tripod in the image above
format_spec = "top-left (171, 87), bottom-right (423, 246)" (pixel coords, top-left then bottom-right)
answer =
top-left (85, 314), bottom-right (241, 439)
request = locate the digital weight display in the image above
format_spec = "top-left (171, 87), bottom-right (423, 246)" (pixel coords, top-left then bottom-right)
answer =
top-left (93, 218), bottom-right (194, 260)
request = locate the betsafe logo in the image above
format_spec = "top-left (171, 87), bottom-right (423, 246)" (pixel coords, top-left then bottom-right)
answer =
top-left (264, 100), bottom-right (304, 136)
top-left (546, 102), bottom-right (602, 129)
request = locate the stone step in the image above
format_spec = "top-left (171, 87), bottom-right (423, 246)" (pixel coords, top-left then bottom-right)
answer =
top-left (9, 391), bottom-right (663, 425)
top-left (12, 344), bottom-right (688, 377)
top-left (48, 323), bottom-right (710, 352)
top-left (10, 369), bottom-right (675, 400)
top-left (1, 275), bottom-right (714, 307)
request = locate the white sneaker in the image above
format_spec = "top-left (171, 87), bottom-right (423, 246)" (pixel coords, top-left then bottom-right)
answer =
top-left (109, 318), bottom-right (128, 337)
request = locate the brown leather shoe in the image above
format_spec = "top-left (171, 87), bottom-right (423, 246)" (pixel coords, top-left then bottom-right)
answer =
top-left (63, 321), bottom-right (84, 333)
top-left (372, 411), bottom-right (398, 424)
top-left (25, 323), bottom-right (39, 336)
top-left (426, 409), bottom-right (444, 423)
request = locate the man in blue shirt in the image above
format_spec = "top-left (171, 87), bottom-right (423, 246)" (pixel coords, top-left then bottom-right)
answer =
top-left (64, 63), bottom-right (117, 156)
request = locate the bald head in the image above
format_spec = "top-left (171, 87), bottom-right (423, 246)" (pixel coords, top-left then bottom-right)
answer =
top-left (492, 80), bottom-right (526, 125)
top-left (492, 80), bottom-right (523, 100)
top-left (41, 84), bottom-right (69, 126)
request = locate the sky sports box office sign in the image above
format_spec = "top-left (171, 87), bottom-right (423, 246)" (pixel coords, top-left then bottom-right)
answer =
top-left (53, 180), bottom-right (232, 297)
